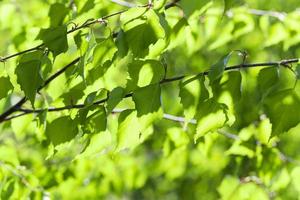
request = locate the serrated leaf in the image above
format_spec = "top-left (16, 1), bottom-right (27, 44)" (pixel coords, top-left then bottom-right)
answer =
top-left (15, 52), bottom-right (44, 106)
top-left (0, 76), bottom-right (13, 100)
top-left (133, 84), bottom-right (161, 117)
top-left (195, 99), bottom-right (228, 141)
top-left (49, 3), bottom-right (68, 27)
top-left (179, 75), bottom-right (209, 120)
top-left (46, 116), bottom-right (78, 146)
top-left (258, 67), bottom-right (279, 97)
top-left (37, 25), bottom-right (68, 57)
top-left (117, 110), bottom-right (141, 151)
top-left (264, 89), bottom-right (300, 136)
top-left (106, 87), bottom-right (125, 114)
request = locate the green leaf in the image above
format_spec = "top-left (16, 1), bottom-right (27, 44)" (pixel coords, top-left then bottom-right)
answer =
top-left (0, 76), bottom-right (13, 100)
top-left (224, 71), bottom-right (242, 100)
top-left (46, 116), bottom-right (78, 146)
top-left (117, 110), bottom-right (141, 151)
top-left (208, 54), bottom-right (231, 84)
top-left (180, 0), bottom-right (211, 17)
top-left (49, 3), bottom-right (68, 27)
top-left (257, 67), bottom-right (279, 97)
top-left (179, 75), bottom-right (209, 120)
top-left (15, 52), bottom-right (44, 106)
top-left (264, 89), bottom-right (300, 136)
top-left (106, 87), bottom-right (125, 114)
top-left (133, 84), bottom-right (161, 117)
top-left (195, 98), bottom-right (228, 141)
top-left (37, 25), bottom-right (68, 57)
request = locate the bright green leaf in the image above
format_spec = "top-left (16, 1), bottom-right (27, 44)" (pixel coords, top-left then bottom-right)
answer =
top-left (195, 98), bottom-right (228, 141)
top-left (117, 110), bottom-right (141, 151)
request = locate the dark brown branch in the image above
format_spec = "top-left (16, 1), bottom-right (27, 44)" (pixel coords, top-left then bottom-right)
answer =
top-left (4, 58), bottom-right (298, 121)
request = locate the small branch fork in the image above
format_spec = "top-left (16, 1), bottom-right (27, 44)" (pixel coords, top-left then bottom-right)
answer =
top-left (0, 58), bottom-right (298, 123)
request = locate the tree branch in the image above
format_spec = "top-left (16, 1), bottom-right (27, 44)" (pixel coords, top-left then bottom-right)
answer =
top-left (2, 58), bottom-right (297, 122)
top-left (0, 1), bottom-right (178, 63)
top-left (0, 57), bottom-right (80, 123)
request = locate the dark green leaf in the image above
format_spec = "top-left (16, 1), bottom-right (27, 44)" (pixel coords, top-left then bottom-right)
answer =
top-left (133, 84), bottom-right (161, 117)
top-left (15, 52), bottom-right (44, 106)
top-left (46, 116), bottom-right (78, 146)
top-left (264, 89), bottom-right (300, 136)
top-left (37, 25), bottom-right (68, 57)
top-left (49, 3), bottom-right (68, 27)
top-left (122, 10), bottom-right (168, 57)
top-left (258, 67), bottom-right (279, 97)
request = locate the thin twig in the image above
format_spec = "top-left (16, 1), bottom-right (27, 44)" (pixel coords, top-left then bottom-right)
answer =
top-left (0, 58), bottom-right (80, 123)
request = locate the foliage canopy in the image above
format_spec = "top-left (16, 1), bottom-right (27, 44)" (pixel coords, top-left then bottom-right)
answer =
top-left (0, 0), bottom-right (300, 199)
